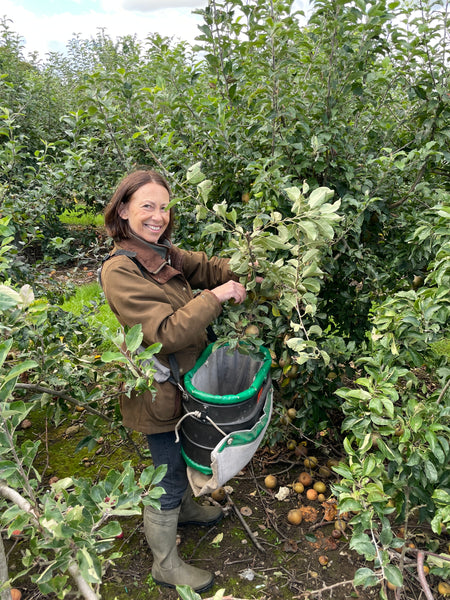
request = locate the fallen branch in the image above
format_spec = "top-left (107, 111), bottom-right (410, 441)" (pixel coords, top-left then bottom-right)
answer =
top-left (308, 519), bottom-right (330, 531)
top-left (417, 551), bottom-right (435, 600)
top-left (225, 492), bottom-right (265, 553)
top-left (293, 577), bottom-right (356, 598)
top-left (437, 378), bottom-right (450, 405)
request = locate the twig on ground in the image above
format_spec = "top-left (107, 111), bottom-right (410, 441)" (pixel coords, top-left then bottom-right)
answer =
top-left (225, 491), bottom-right (265, 552)
top-left (248, 462), bottom-right (291, 543)
top-left (293, 577), bottom-right (356, 598)
top-left (308, 519), bottom-right (330, 531)
top-left (417, 550), bottom-right (435, 600)
top-left (188, 524), bottom-right (219, 560)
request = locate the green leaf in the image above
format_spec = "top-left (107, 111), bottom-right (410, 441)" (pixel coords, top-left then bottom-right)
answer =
top-left (4, 360), bottom-right (38, 383)
top-left (297, 221), bottom-right (318, 240)
top-left (424, 460), bottom-right (438, 483)
top-left (101, 351), bottom-right (127, 364)
top-left (353, 567), bottom-right (378, 588)
top-left (97, 521), bottom-right (122, 539)
top-left (0, 339), bottom-right (13, 368)
top-left (384, 564), bottom-right (403, 587)
top-left (0, 460), bottom-right (19, 479)
top-left (77, 547), bottom-right (102, 583)
top-left (350, 533), bottom-right (376, 559)
top-left (198, 179), bottom-right (213, 203)
top-left (284, 186), bottom-right (301, 202)
top-left (379, 525), bottom-right (393, 547)
top-left (333, 464), bottom-right (353, 478)
top-left (175, 585), bottom-right (202, 600)
top-left (186, 162), bottom-right (205, 185)
top-left (201, 223), bottom-right (225, 237)
top-left (362, 455), bottom-right (377, 477)
top-left (308, 187), bottom-right (334, 208)
top-left (410, 413), bottom-right (423, 432)
top-left (375, 438), bottom-right (397, 461)
top-left (432, 488), bottom-right (450, 506)
top-left (0, 285), bottom-right (21, 311)
top-left (365, 481), bottom-right (387, 502)
top-left (339, 498), bottom-right (363, 512)
top-left (125, 324), bottom-right (143, 353)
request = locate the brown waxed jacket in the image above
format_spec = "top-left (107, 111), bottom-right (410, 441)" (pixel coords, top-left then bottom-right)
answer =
top-left (100, 235), bottom-right (236, 434)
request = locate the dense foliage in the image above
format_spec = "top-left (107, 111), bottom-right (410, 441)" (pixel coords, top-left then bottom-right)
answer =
top-left (0, 0), bottom-right (449, 597)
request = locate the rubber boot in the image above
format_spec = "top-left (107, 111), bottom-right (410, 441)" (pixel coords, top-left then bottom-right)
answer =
top-left (178, 487), bottom-right (223, 527)
top-left (143, 505), bottom-right (214, 593)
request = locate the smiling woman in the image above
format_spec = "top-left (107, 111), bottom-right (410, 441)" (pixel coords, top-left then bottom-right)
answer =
top-left (99, 168), bottom-right (249, 593)
top-left (118, 183), bottom-right (171, 245)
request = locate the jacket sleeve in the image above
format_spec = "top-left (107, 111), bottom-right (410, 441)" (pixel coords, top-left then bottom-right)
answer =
top-left (179, 249), bottom-right (239, 289)
top-left (101, 255), bottom-right (222, 355)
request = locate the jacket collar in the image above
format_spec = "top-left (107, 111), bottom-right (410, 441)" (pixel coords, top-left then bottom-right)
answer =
top-left (115, 235), bottom-right (183, 283)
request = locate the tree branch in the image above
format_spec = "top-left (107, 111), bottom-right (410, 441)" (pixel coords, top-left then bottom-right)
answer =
top-left (67, 562), bottom-right (100, 600)
top-left (0, 534), bottom-right (11, 600)
top-left (0, 481), bottom-right (40, 527)
top-left (14, 383), bottom-right (113, 422)
top-left (437, 377), bottom-right (450, 405)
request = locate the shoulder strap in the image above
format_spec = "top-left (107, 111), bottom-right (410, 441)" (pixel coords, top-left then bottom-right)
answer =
top-left (98, 249), bottom-right (147, 288)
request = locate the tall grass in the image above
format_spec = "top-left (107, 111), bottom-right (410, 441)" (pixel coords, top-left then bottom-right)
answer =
top-left (59, 209), bottom-right (104, 227)
top-left (61, 282), bottom-right (120, 338)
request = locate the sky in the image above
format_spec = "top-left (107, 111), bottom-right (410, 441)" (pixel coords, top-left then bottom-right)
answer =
top-left (2, 0), bottom-right (308, 62)
top-left (2, 0), bottom-right (210, 60)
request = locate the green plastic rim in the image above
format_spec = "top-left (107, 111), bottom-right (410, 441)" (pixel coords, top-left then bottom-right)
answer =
top-left (184, 343), bottom-right (272, 405)
top-left (181, 447), bottom-right (213, 475)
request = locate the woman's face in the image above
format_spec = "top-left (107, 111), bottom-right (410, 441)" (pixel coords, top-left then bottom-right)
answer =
top-left (119, 182), bottom-right (170, 244)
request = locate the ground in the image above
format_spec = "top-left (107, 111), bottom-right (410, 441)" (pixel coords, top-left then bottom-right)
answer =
top-left (7, 414), bottom-right (439, 600)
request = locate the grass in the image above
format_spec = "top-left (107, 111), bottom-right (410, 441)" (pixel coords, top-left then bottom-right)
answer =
top-left (430, 337), bottom-right (450, 360)
top-left (61, 281), bottom-right (120, 336)
top-left (59, 208), bottom-right (104, 227)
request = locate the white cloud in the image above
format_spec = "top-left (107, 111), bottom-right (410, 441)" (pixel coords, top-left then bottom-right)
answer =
top-left (121, 0), bottom-right (206, 11)
top-left (1, 0), bottom-right (205, 60)
top-left (2, 0), bottom-right (308, 61)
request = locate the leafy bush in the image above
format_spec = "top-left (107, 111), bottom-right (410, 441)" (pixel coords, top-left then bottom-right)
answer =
top-left (1, 0), bottom-right (449, 595)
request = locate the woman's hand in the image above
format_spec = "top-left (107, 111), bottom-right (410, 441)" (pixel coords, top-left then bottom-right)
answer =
top-left (211, 281), bottom-right (247, 304)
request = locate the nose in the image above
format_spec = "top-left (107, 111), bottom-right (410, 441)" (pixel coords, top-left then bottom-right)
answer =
top-left (153, 208), bottom-right (166, 221)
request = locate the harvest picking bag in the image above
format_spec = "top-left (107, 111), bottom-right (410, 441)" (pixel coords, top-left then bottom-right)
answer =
top-left (175, 344), bottom-right (273, 496)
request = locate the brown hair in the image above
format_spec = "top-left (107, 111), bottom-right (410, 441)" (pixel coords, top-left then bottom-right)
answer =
top-left (104, 170), bottom-right (174, 242)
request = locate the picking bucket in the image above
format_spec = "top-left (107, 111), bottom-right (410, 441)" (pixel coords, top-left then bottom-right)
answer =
top-left (179, 343), bottom-right (272, 475)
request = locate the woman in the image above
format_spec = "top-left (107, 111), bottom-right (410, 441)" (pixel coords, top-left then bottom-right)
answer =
top-left (101, 169), bottom-right (247, 593)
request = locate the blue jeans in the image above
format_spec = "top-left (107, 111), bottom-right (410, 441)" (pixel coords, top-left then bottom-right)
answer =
top-left (146, 431), bottom-right (188, 510)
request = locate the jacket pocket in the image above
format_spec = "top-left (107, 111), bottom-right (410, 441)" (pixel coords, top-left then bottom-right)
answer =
top-left (149, 381), bottom-right (182, 423)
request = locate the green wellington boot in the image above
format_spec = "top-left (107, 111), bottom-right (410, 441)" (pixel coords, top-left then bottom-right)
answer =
top-left (143, 504), bottom-right (214, 593)
top-left (178, 487), bottom-right (223, 527)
